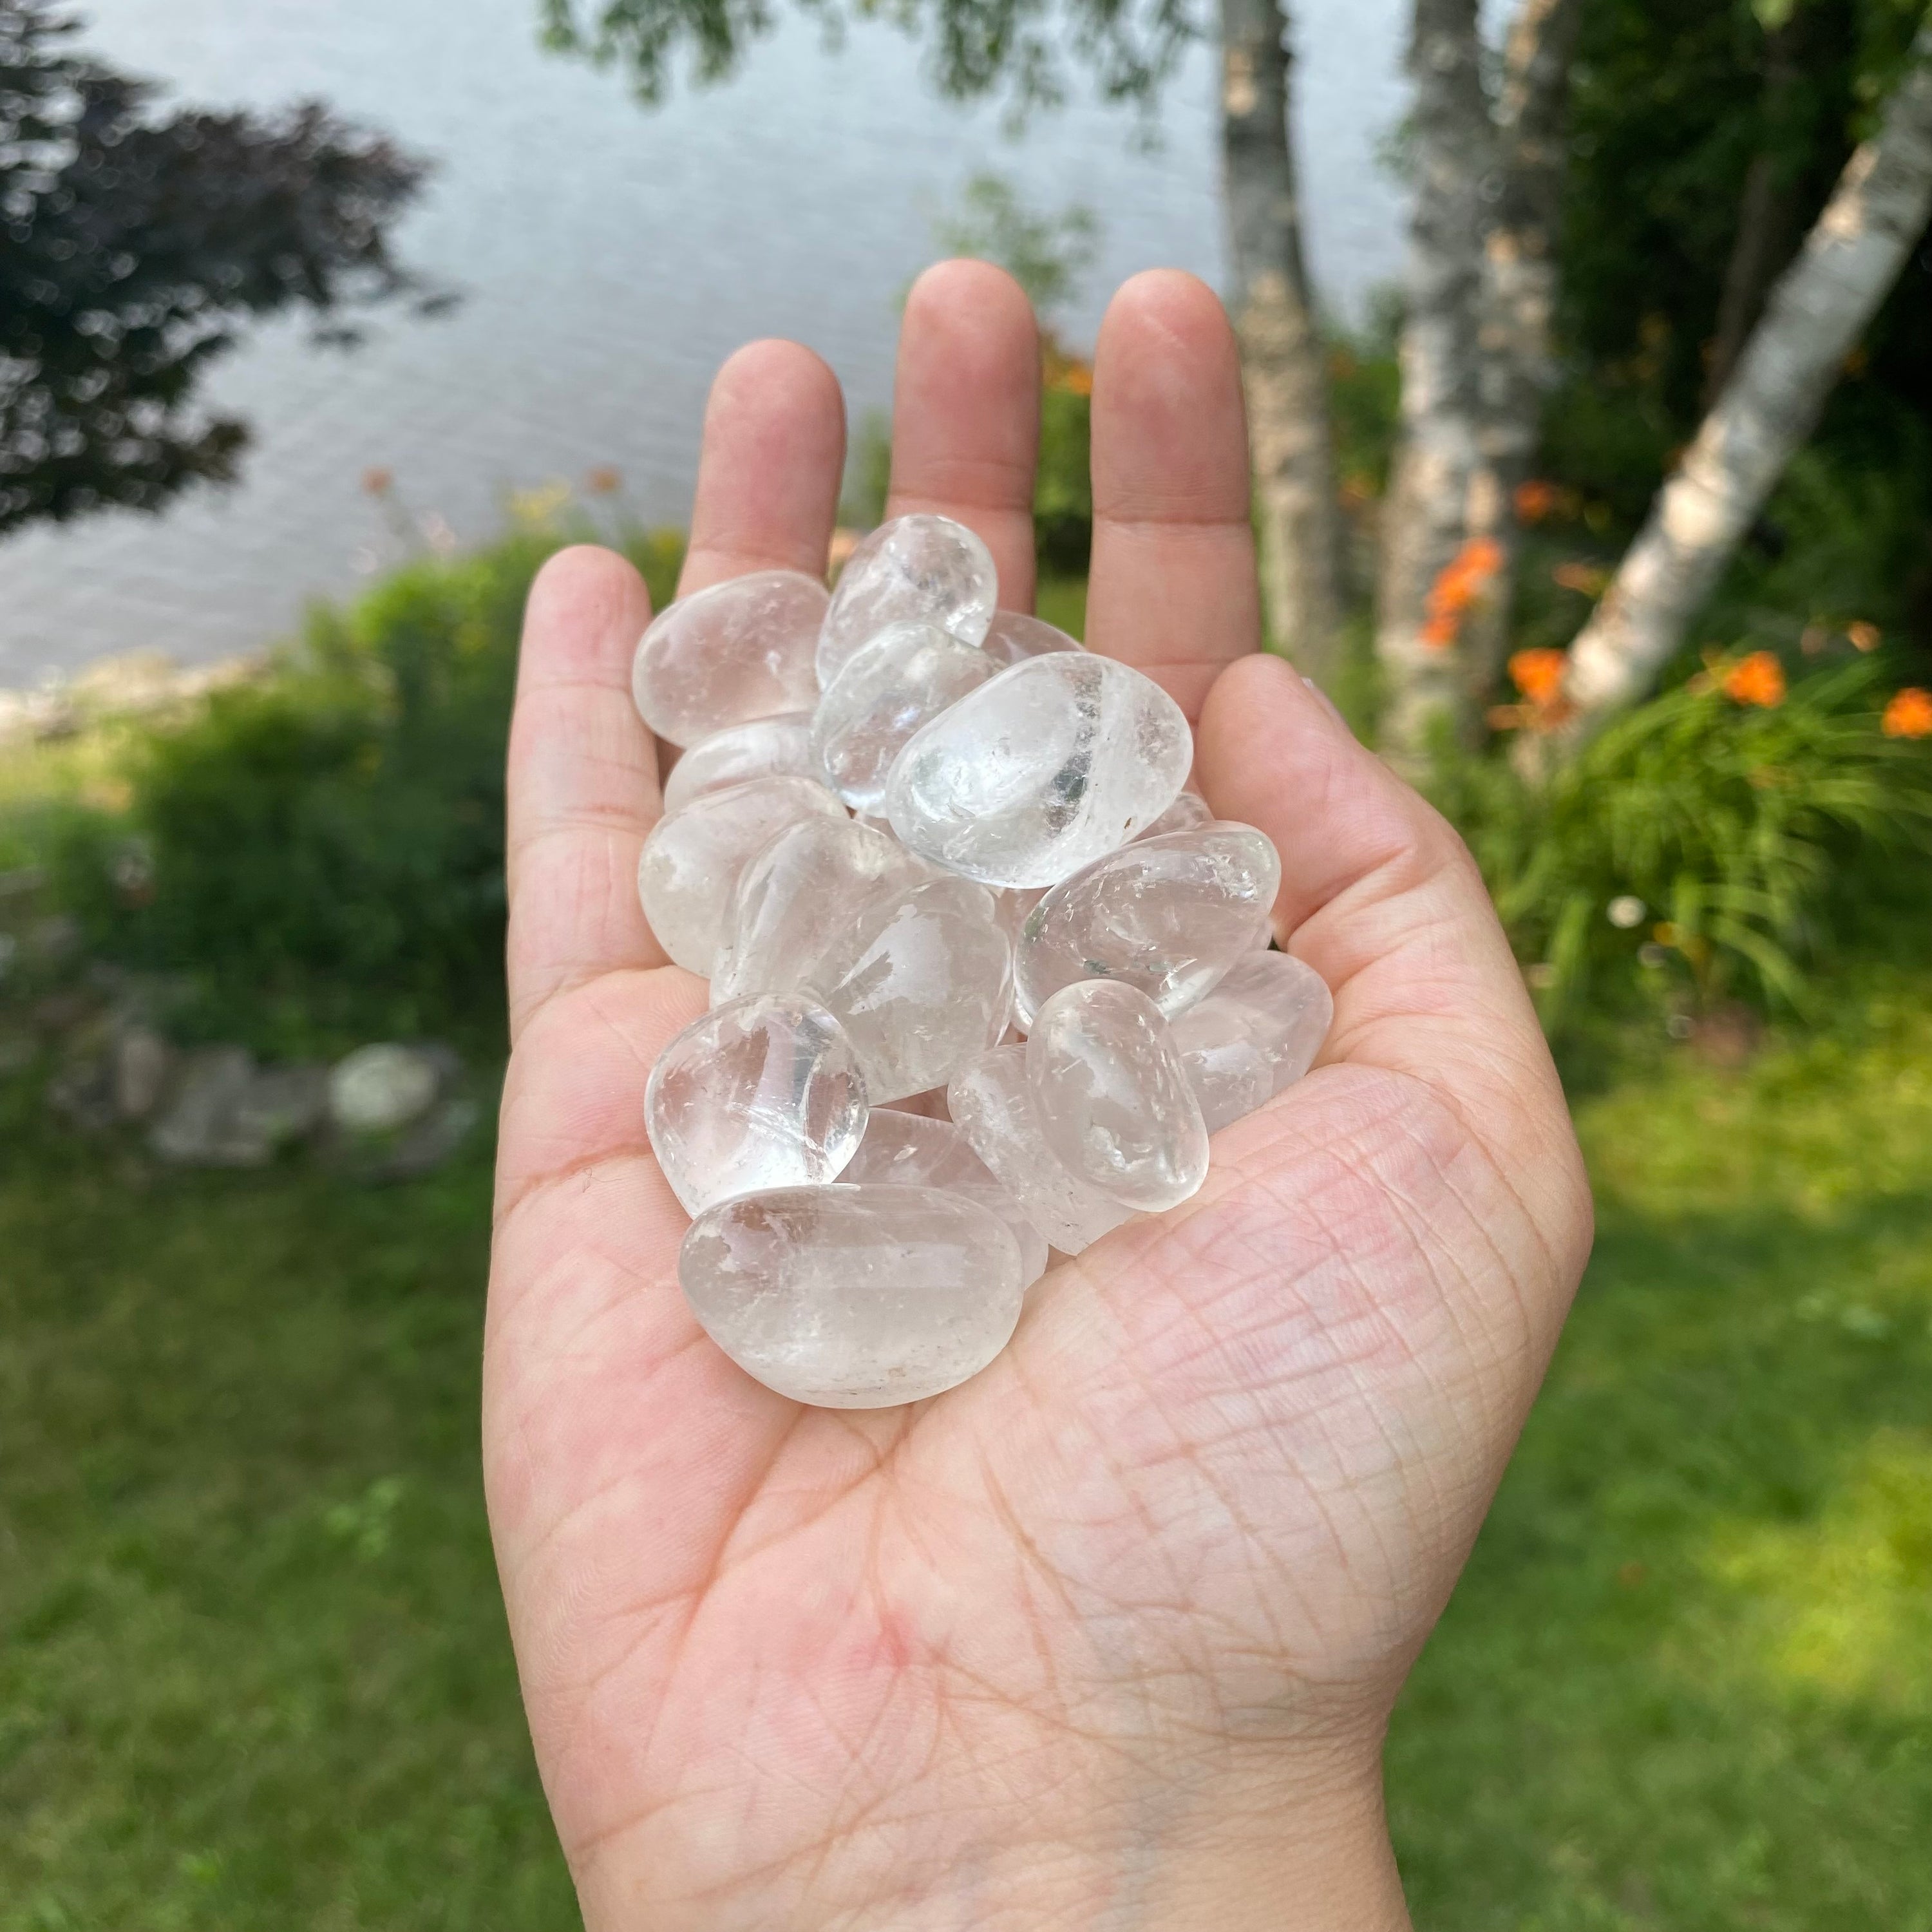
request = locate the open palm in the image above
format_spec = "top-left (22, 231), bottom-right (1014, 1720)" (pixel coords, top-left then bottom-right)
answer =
top-left (485, 264), bottom-right (1593, 1931)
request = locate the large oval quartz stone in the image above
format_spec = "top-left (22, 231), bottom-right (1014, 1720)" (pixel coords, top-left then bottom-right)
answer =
top-left (948, 1046), bottom-right (1132, 1255)
top-left (663, 712), bottom-right (817, 814)
top-left (1012, 822), bottom-right (1282, 1028)
top-left (817, 515), bottom-right (998, 685)
top-left (632, 571), bottom-right (827, 747)
top-left (710, 815), bottom-right (934, 1007)
top-left (884, 654), bottom-right (1192, 890)
top-left (637, 776), bottom-right (847, 977)
top-left (1171, 951), bottom-right (1335, 1133)
top-left (1027, 981), bottom-right (1209, 1213)
top-left (679, 1185), bottom-right (1025, 1407)
top-left (812, 876), bottom-right (1012, 1102)
top-left (811, 620), bottom-right (996, 811)
top-left (645, 994), bottom-right (868, 1217)
top-left (842, 1108), bottom-right (1049, 1285)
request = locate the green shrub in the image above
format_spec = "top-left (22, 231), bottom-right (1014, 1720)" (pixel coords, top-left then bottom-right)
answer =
top-left (1437, 656), bottom-right (1932, 1030)
top-left (48, 522), bottom-right (683, 1055)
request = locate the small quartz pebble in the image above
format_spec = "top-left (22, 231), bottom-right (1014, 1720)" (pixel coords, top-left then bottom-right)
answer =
top-left (1137, 791), bottom-right (1214, 841)
top-left (1172, 951), bottom-right (1335, 1133)
top-left (841, 1108), bottom-right (1049, 1285)
top-left (817, 515), bottom-right (998, 685)
top-left (978, 609), bottom-right (1082, 668)
top-left (663, 713), bottom-right (817, 815)
top-left (1027, 981), bottom-right (1209, 1213)
top-left (712, 813), bottom-right (931, 1007)
top-left (646, 995), bottom-right (868, 1217)
top-left (638, 776), bottom-right (846, 976)
top-left (949, 1045), bottom-right (1133, 1255)
top-left (813, 876), bottom-right (1012, 1102)
top-left (634, 571), bottom-right (827, 748)
top-left (886, 653), bottom-right (1192, 889)
top-left (679, 1184), bottom-right (1025, 1406)
top-left (1013, 822), bottom-right (1282, 1027)
top-left (811, 620), bottom-right (996, 811)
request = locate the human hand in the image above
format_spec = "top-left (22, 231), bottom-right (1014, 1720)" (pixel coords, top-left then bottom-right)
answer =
top-left (485, 261), bottom-right (1593, 1931)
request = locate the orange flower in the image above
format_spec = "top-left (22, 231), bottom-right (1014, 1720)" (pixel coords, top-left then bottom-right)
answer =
top-left (1847, 621), bottom-right (1883, 653)
top-left (1420, 538), bottom-right (1506, 650)
top-left (1723, 651), bottom-right (1786, 708)
top-left (1509, 648), bottom-right (1568, 706)
top-left (585, 465), bottom-right (623, 495)
top-left (1515, 479), bottom-right (1559, 525)
top-left (361, 466), bottom-right (394, 497)
top-left (1882, 687), bottom-right (1932, 739)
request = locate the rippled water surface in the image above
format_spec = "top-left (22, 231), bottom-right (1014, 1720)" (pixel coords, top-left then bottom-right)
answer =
top-left (1, 0), bottom-right (1410, 681)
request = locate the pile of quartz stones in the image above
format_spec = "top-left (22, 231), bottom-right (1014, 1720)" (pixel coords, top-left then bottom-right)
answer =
top-left (634, 514), bottom-right (1334, 1410)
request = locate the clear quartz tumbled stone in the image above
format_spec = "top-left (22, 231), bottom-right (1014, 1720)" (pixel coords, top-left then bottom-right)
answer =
top-left (638, 775), bottom-right (846, 976)
top-left (679, 1184), bottom-right (1025, 1407)
top-left (842, 1108), bottom-right (1050, 1285)
top-left (817, 515), bottom-right (998, 685)
top-left (1171, 951), bottom-right (1335, 1133)
top-left (811, 620), bottom-right (997, 812)
top-left (948, 1045), bottom-right (1132, 1255)
top-left (645, 994), bottom-right (868, 1217)
top-left (1027, 981), bottom-right (1209, 1213)
top-left (1012, 822), bottom-right (1282, 1028)
top-left (978, 609), bottom-right (1082, 668)
top-left (885, 654), bottom-right (1193, 890)
top-left (1136, 791), bottom-right (1214, 842)
top-left (633, 571), bottom-right (827, 748)
top-left (812, 875), bottom-right (1013, 1102)
top-left (711, 815), bottom-right (935, 1008)
top-left (663, 712), bottom-right (817, 815)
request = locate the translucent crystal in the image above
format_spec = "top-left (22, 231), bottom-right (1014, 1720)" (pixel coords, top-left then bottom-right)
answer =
top-left (978, 609), bottom-right (1082, 668)
top-left (638, 776), bottom-right (846, 976)
top-left (842, 1108), bottom-right (1049, 1285)
top-left (663, 712), bottom-right (817, 815)
top-left (1171, 952), bottom-right (1335, 1133)
top-left (633, 571), bottom-right (827, 748)
top-left (645, 994), bottom-right (867, 1217)
top-left (885, 654), bottom-right (1192, 889)
top-left (680, 1185), bottom-right (1025, 1407)
top-left (811, 620), bottom-right (996, 812)
top-left (813, 876), bottom-right (1012, 1102)
top-left (817, 515), bottom-right (998, 685)
top-left (1137, 791), bottom-right (1213, 841)
top-left (711, 813), bottom-right (932, 1007)
top-left (1027, 981), bottom-right (1209, 1213)
top-left (1012, 822), bottom-right (1282, 1028)
top-left (948, 1046), bottom-right (1133, 1255)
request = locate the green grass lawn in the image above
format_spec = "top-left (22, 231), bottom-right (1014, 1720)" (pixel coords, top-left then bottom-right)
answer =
top-left (5, 981), bottom-right (1930, 1929)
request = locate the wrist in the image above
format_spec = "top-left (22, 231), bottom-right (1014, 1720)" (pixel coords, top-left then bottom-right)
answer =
top-left (824, 1746), bottom-right (1410, 1932)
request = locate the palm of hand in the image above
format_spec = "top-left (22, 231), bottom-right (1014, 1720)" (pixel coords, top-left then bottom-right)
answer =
top-left (486, 267), bottom-right (1592, 1931)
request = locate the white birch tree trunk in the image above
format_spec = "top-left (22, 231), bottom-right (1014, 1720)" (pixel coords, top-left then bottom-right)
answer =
top-left (1375, 0), bottom-right (1499, 764)
top-left (1563, 14), bottom-right (1932, 728)
top-left (1221, 0), bottom-right (1347, 687)
top-left (1470, 0), bottom-right (1584, 671)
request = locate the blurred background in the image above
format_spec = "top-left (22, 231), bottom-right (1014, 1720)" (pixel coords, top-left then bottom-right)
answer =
top-left (2, 0), bottom-right (1929, 1924)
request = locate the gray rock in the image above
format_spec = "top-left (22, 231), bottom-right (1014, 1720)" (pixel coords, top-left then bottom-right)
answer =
top-left (150, 1047), bottom-right (272, 1167)
top-left (232, 1064), bottom-right (330, 1146)
top-left (112, 1027), bottom-right (175, 1122)
top-left (364, 1095), bottom-right (480, 1182)
top-left (328, 1044), bottom-right (444, 1135)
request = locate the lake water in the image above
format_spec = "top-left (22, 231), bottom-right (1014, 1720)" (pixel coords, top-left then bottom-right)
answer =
top-left (0, 0), bottom-right (1412, 683)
